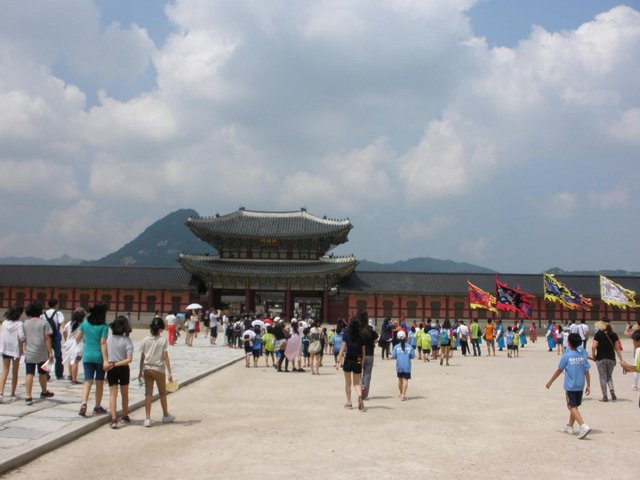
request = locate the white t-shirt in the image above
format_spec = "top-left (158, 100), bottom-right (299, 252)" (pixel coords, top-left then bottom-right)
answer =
top-left (0, 320), bottom-right (25, 358)
top-left (458, 324), bottom-right (469, 340)
top-left (165, 314), bottom-right (177, 326)
top-left (209, 312), bottom-right (219, 327)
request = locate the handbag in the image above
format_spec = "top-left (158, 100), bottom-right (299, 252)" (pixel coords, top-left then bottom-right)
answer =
top-left (309, 340), bottom-right (322, 354)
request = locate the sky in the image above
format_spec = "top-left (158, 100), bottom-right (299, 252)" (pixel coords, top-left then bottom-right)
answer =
top-left (0, 0), bottom-right (639, 273)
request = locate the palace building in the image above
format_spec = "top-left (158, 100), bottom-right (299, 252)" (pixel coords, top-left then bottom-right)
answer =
top-left (0, 208), bottom-right (639, 325)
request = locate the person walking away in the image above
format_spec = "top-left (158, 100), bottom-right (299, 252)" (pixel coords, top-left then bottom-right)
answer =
top-left (139, 317), bottom-right (175, 427)
top-left (470, 319), bottom-right (481, 356)
top-left (336, 317), bottom-right (365, 411)
top-left (420, 325), bottom-right (431, 362)
top-left (332, 319), bottom-right (346, 367)
top-left (359, 312), bottom-right (378, 399)
top-left (308, 319), bottom-right (323, 374)
top-left (591, 319), bottom-right (624, 402)
top-left (165, 312), bottom-right (177, 346)
top-left (439, 319), bottom-right (453, 366)
top-left (22, 302), bottom-right (54, 405)
top-left (379, 318), bottom-right (393, 360)
top-left (545, 321), bottom-right (555, 352)
top-left (546, 333), bottom-right (591, 439)
top-left (429, 324), bottom-right (440, 361)
top-left (0, 305), bottom-right (25, 403)
top-left (62, 308), bottom-right (85, 384)
top-left (458, 320), bottom-right (470, 356)
top-left (580, 320), bottom-right (590, 349)
top-left (505, 327), bottom-right (515, 358)
top-left (76, 302), bottom-right (109, 417)
top-left (104, 316), bottom-right (134, 428)
top-left (262, 326), bottom-right (275, 367)
top-left (530, 323), bottom-right (538, 343)
top-left (485, 319), bottom-right (496, 356)
top-left (392, 330), bottom-right (415, 401)
top-left (42, 298), bottom-right (65, 380)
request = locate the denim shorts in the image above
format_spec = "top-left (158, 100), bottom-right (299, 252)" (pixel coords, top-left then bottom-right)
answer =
top-left (25, 362), bottom-right (47, 376)
top-left (83, 362), bottom-right (106, 381)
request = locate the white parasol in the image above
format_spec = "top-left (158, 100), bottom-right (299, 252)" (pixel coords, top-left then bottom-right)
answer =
top-left (186, 303), bottom-right (203, 310)
top-left (251, 319), bottom-right (265, 328)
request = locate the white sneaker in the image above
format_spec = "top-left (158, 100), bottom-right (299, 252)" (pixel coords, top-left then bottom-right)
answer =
top-left (561, 425), bottom-right (575, 435)
top-left (143, 418), bottom-right (152, 427)
top-left (577, 424), bottom-right (591, 439)
top-left (162, 413), bottom-right (175, 424)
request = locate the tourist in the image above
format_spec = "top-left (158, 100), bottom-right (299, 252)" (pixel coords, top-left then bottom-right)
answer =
top-left (505, 327), bottom-right (515, 358)
top-left (392, 329), bottom-right (415, 401)
top-left (273, 321), bottom-right (288, 371)
top-left (496, 319), bottom-right (505, 352)
top-left (62, 308), bottom-right (85, 384)
top-left (439, 319), bottom-right (453, 366)
top-left (251, 325), bottom-right (263, 368)
top-left (0, 305), bottom-right (25, 403)
top-left (591, 319), bottom-right (623, 402)
top-left (512, 326), bottom-right (520, 357)
top-left (242, 327), bottom-right (256, 368)
top-left (555, 324), bottom-right (564, 355)
top-left (209, 309), bottom-right (220, 345)
top-left (580, 319), bottom-right (589, 349)
top-left (186, 310), bottom-right (197, 347)
top-left (336, 317), bottom-right (365, 411)
top-left (546, 333), bottom-right (591, 439)
top-left (470, 319), bottom-right (481, 356)
top-left (332, 319), bottom-right (346, 366)
top-left (42, 298), bottom-right (65, 380)
top-left (458, 320), bottom-right (470, 356)
top-left (379, 318), bottom-right (393, 360)
top-left (301, 327), bottom-right (311, 369)
top-left (420, 325), bottom-right (431, 362)
top-left (262, 326), bottom-right (275, 367)
top-left (284, 319), bottom-right (301, 372)
top-left (309, 319), bottom-right (323, 375)
top-left (429, 323), bottom-right (440, 361)
top-left (139, 317), bottom-right (175, 427)
top-left (105, 316), bottom-right (134, 428)
top-left (23, 301), bottom-right (54, 405)
top-left (165, 311), bottom-right (177, 346)
top-left (619, 330), bottom-right (640, 403)
top-left (485, 319), bottom-right (496, 357)
top-left (76, 302), bottom-right (109, 417)
top-left (359, 311), bottom-right (378, 399)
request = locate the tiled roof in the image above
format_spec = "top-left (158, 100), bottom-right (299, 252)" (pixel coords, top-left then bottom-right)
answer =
top-left (178, 254), bottom-right (357, 280)
top-left (186, 208), bottom-right (352, 243)
top-left (0, 265), bottom-right (196, 289)
top-left (342, 271), bottom-right (640, 297)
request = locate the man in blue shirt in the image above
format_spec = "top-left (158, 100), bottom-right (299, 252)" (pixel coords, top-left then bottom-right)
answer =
top-left (546, 333), bottom-right (591, 439)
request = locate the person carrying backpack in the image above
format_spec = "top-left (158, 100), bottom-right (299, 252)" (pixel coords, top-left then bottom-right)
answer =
top-left (439, 319), bottom-right (453, 366)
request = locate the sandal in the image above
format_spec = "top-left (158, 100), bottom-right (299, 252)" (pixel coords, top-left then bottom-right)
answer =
top-left (93, 406), bottom-right (108, 414)
top-left (599, 397), bottom-right (608, 402)
top-left (344, 402), bottom-right (353, 410)
top-left (79, 403), bottom-right (87, 416)
top-left (358, 396), bottom-right (365, 411)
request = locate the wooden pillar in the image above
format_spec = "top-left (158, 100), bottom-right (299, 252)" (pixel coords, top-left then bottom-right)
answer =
top-left (244, 286), bottom-right (255, 312)
top-left (322, 287), bottom-right (329, 324)
top-left (284, 287), bottom-right (292, 320)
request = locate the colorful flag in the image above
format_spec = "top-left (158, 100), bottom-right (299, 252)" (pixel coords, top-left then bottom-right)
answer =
top-left (467, 281), bottom-right (498, 312)
top-left (543, 274), bottom-right (592, 310)
top-left (496, 279), bottom-right (534, 318)
top-left (600, 275), bottom-right (639, 308)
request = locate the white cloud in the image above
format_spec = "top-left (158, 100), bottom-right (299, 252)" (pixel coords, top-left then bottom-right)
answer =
top-left (457, 236), bottom-right (491, 263)
top-left (398, 216), bottom-right (456, 242)
top-left (0, 1), bottom-right (639, 272)
top-left (589, 186), bottom-right (629, 209)
top-left (534, 192), bottom-right (578, 220)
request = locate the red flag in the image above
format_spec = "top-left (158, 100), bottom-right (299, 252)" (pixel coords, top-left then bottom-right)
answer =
top-left (496, 279), bottom-right (534, 319)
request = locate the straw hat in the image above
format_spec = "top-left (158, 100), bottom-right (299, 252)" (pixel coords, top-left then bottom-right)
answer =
top-left (594, 319), bottom-right (610, 331)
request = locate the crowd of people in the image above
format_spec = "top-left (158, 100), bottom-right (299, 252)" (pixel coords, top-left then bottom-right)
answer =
top-left (1, 298), bottom-right (639, 437)
top-left (0, 299), bottom-right (175, 429)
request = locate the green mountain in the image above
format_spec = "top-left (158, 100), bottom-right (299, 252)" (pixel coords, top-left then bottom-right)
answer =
top-left (545, 267), bottom-right (640, 276)
top-left (84, 208), bottom-right (215, 267)
top-left (356, 257), bottom-right (496, 273)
